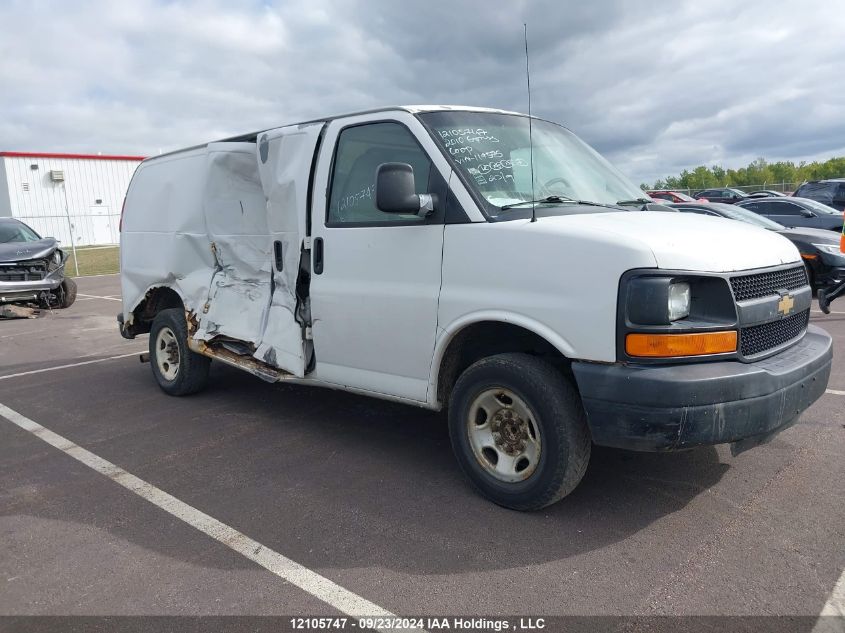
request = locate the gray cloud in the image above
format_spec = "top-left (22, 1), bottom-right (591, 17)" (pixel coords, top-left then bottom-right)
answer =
top-left (1, 0), bottom-right (843, 184)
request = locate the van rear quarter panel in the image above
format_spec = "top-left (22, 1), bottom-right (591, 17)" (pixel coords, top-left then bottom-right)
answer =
top-left (120, 148), bottom-right (216, 320)
top-left (436, 219), bottom-right (658, 367)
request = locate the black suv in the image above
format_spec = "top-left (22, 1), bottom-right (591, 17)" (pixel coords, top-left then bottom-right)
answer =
top-left (793, 179), bottom-right (845, 211)
top-left (693, 188), bottom-right (749, 204)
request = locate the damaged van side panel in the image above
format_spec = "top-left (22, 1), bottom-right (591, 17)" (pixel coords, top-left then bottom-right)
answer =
top-left (121, 131), bottom-right (320, 378)
top-left (194, 143), bottom-right (273, 347)
top-left (253, 123), bottom-right (325, 377)
top-left (121, 148), bottom-right (217, 322)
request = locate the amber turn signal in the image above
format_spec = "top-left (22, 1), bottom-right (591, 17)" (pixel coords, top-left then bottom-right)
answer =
top-left (626, 330), bottom-right (737, 357)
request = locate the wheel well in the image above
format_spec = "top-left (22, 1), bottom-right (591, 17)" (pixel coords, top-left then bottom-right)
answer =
top-left (436, 321), bottom-right (571, 407)
top-left (127, 286), bottom-right (184, 336)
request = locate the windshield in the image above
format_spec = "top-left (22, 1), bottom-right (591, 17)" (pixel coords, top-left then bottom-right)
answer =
top-left (0, 221), bottom-right (41, 243)
top-left (796, 197), bottom-right (842, 215)
top-left (796, 182), bottom-right (840, 204)
top-left (712, 204), bottom-right (784, 229)
top-left (418, 111), bottom-right (645, 219)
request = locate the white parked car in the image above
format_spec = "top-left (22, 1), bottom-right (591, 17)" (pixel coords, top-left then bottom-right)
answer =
top-left (119, 105), bottom-right (832, 510)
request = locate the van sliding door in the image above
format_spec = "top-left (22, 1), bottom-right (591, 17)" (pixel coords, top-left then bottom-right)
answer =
top-left (195, 143), bottom-right (274, 352)
top-left (253, 123), bottom-right (324, 377)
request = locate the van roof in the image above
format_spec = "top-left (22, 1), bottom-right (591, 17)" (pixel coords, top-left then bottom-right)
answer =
top-left (145, 105), bottom-right (526, 163)
top-left (220, 104), bottom-right (524, 142)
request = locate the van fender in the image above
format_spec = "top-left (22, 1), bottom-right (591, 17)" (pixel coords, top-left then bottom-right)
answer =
top-left (427, 310), bottom-right (579, 408)
top-left (124, 282), bottom-right (182, 321)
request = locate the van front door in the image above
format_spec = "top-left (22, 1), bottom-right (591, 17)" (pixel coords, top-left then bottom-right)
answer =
top-left (308, 112), bottom-right (448, 402)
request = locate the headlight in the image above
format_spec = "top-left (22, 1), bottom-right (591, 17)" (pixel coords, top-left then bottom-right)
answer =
top-left (53, 250), bottom-right (63, 265)
top-left (812, 243), bottom-right (843, 256)
top-left (667, 281), bottom-right (691, 321)
top-left (621, 272), bottom-right (738, 360)
top-left (626, 277), bottom-right (693, 325)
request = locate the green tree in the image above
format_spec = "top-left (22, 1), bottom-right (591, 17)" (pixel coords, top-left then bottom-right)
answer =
top-left (645, 156), bottom-right (845, 190)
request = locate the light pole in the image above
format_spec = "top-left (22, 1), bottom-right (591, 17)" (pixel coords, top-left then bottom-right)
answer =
top-left (61, 181), bottom-right (80, 277)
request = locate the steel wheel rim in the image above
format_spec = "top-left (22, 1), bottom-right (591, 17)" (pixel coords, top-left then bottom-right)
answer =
top-left (155, 326), bottom-right (180, 382)
top-left (466, 387), bottom-right (541, 483)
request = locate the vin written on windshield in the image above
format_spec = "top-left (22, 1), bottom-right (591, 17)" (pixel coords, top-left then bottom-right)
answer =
top-left (438, 128), bottom-right (530, 192)
top-left (419, 110), bottom-right (647, 220)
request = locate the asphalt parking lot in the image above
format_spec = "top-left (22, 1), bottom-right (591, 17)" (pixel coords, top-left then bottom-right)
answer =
top-left (1, 274), bottom-right (844, 629)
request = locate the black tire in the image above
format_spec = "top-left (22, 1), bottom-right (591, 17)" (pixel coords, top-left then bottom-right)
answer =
top-left (59, 278), bottom-right (77, 308)
top-left (448, 353), bottom-right (591, 511)
top-left (149, 308), bottom-right (211, 396)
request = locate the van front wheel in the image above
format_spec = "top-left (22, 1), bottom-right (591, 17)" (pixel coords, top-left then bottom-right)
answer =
top-left (448, 353), bottom-right (590, 511)
top-left (149, 308), bottom-right (210, 396)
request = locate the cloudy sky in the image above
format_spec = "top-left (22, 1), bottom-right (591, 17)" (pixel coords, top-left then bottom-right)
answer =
top-left (1, 0), bottom-right (843, 184)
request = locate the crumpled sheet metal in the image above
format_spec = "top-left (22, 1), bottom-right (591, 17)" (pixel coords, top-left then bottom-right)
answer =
top-left (121, 125), bottom-right (323, 379)
top-left (252, 123), bottom-right (323, 376)
top-left (194, 143), bottom-right (272, 346)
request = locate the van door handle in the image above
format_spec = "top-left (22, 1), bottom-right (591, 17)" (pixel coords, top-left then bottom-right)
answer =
top-left (313, 237), bottom-right (324, 275)
top-left (273, 240), bottom-right (284, 271)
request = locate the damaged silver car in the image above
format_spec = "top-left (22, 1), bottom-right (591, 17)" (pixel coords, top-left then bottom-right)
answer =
top-left (0, 218), bottom-right (77, 312)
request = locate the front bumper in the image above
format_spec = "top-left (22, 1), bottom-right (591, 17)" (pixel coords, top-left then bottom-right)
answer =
top-left (572, 325), bottom-right (832, 452)
top-left (0, 278), bottom-right (63, 304)
top-left (815, 256), bottom-right (845, 287)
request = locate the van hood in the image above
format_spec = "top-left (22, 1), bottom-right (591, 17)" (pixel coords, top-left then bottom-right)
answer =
top-left (0, 238), bottom-right (58, 263)
top-left (528, 210), bottom-right (800, 272)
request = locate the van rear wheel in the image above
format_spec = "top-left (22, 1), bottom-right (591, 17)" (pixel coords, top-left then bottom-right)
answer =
top-left (149, 308), bottom-right (210, 396)
top-left (448, 353), bottom-right (591, 511)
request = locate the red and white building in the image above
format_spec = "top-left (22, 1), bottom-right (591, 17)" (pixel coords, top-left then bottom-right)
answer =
top-left (0, 151), bottom-right (145, 246)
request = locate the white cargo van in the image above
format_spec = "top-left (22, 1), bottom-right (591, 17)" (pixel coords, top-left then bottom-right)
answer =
top-left (119, 105), bottom-right (832, 510)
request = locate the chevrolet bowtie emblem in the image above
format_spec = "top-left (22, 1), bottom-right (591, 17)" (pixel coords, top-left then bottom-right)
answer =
top-left (777, 294), bottom-right (795, 316)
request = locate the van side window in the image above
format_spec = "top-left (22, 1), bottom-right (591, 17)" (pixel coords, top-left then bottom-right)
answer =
top-left (328, 122), bottom-right (432, 225)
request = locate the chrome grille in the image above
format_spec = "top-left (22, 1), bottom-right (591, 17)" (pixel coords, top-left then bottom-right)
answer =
top-left (740, 309), bottom-right (809, 357)
top-left (730, 266), bottom-right (808, 302)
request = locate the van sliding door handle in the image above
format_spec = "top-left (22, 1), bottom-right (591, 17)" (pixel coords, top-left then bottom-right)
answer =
top-left (313, 237), bottom-right (324, 275)
top-left (273, 240), bottom-right (284, 271)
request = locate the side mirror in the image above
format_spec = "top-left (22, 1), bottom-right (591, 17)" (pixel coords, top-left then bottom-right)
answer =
top-left (799, 209), bottom-right (815, 218)
top-left (375, 163), bottom-right (435, 216)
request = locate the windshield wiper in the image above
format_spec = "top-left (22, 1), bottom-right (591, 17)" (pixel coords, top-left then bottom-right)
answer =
top-left (615, 197), bottom-right (654, 206)
top-left (500, 195), bottom-right (618, 211)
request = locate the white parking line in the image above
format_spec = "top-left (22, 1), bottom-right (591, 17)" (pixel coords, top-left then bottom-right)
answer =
top-left (70, 272), bottom-right (120, 278)
top-left (77, 293), bottom-right (122, 302)
top-left (825, 389), bottom-right (845, 396)
top-left (813, 572), bottom-right (845, 632)
top-left (812, 310), bottom-right (845, 315)
top-left (0, 403), bottom-right (401, 626)
top-left (0, 352), bottom-right (144, 381)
